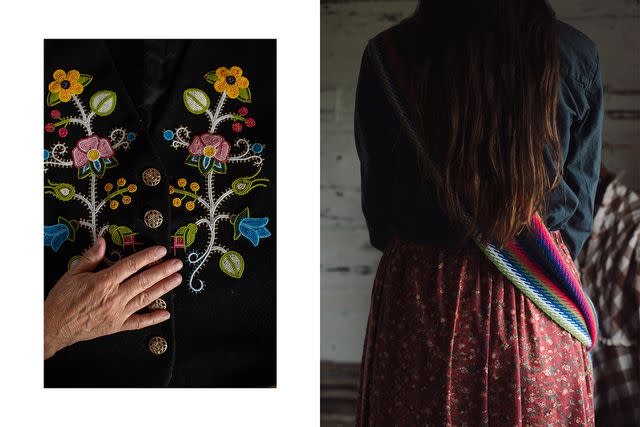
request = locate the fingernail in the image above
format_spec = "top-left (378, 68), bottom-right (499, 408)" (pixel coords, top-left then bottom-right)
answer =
top-left (172, 273), bottom-right (182, 285)
top-left (155, 246), bottom-right (167, 257)
top-left (171, 259), bottom-right (183, 269)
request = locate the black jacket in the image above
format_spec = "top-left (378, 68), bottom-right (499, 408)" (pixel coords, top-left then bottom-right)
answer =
top-left (355, 19), bottom-right (603, 261)
top-left (44, 40), bottom-right (276, 387)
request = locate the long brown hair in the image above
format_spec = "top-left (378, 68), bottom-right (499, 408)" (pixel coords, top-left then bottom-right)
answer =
top-left (401, 0), bottom-right (562, 247)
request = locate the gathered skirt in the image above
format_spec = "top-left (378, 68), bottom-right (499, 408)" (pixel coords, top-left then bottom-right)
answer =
top-left (356, 231), bottom-right (594, 426)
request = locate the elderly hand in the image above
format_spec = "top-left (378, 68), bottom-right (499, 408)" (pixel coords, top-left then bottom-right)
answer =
top-left (44, 237), bottom-right (183, 360)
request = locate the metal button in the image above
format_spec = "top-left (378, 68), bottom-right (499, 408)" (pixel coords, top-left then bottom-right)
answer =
top-left (144, 209), bottom-right (163, 228)
top-left (142, 168), bottom-right (161, 187)
top-left (148, 336), bottom-right (168, 355)
top-left (147, 298), bottom-right (167, 311)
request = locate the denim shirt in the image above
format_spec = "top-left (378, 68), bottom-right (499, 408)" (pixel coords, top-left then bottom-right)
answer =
top-left (355, 19), bottom-right (604, 260)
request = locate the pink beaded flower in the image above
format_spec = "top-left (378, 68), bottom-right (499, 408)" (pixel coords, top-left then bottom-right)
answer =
top-left (186, 133), bottom-right (231, 175)
top-left (71, 135), bottom-right (117, 178)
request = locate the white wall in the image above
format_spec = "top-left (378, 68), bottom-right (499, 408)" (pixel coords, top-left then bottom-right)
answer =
top-left (321, 0), bottom-right (640, 362)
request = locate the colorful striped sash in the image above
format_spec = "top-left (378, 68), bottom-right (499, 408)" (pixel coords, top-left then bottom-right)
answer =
top-left (368, 34), bottom-right (598, 349)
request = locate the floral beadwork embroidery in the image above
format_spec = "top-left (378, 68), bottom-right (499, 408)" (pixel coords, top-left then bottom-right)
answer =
top-left (231, 207), bottom-right (271, 247)
top-left (44, 217), bottom-right (77, 252)
top-left (164, 66), bottom-right (270, 293)
top-left (185, 133), bottom-right (231, 174)
top-left (71, 134), bottom-right (117, 178)
top-left (44, 69), bottom-right (137, 264)
top-left (47, 69), bottom-right (90, 104)
top-left (207, 66), bottom-right (251, 100)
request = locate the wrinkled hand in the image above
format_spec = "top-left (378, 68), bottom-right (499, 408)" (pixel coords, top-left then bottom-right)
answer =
top-left (44, 237), bottom-right (183, 360)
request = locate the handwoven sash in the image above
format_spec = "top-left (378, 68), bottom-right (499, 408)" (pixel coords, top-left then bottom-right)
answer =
top-left (367, 34), bottom-right (598, 349)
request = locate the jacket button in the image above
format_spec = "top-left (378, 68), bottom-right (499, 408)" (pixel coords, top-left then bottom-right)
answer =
top-left (148, 336), bottom-right (168, 355)
top-left (142, 168), bottom-right (161, 187)
top-left (144, 209), bottom-right (163, 228)
top-left (147, 298), bottom-right (167, 311)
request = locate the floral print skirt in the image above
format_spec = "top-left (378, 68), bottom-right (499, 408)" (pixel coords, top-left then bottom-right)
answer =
top-left (356, 232), bottom-right (594, 426)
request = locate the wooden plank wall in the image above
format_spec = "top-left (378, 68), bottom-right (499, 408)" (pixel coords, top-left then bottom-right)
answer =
top-left (321, 0), bottom-right (640, 362)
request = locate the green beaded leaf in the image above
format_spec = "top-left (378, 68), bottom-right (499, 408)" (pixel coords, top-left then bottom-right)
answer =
top-left (237, 86), bottom-right (252, 103)
top-left (185, 223), bottom-right (198, 247)
top-left (183, 88), bottom-right (210, 114)
top-left (46, 91), bottom-right (61, 107)
top-left (90, 90), bottom-right (117, 116)
top-left (109, 225), bottom-right (134, 248)
top-left (67, 255), bottom-right (82, 271)
top-left (58, 216), bottom-right (76, 242)
top-left (174, 223), bottom-right (198, 248)
top-left (78, 74), bottom-right (93, 87)
top-left (219, 251), bottom-right (245, 279)
top-left (203, 71), bottom-right (218, 84)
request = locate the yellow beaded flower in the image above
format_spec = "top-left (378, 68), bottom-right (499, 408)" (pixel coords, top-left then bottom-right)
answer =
top-left (117, 178), bottom-right (127, 187)
top-left (122, 195), bottom-right (132, 205)
top-left (177, 178), bottom-right (187, 187)
top-left (172, 197), bottom-right (182, 207)
top-left (213, 66), bottom-right (249, 99)
top-left (185, 201), bottom-right (195, 211)
top-left (104, 183), bottom-right (113, 192)
top-left (48, 69), bottom-right (85, 102)
top-left (128, 184), bottom-right (137, 193)
top-left (190, 182), bottom-right (200, 192)
top-left (169, 185), bottom-right (175, 194)
top-left (110, 200), bottom-right (119, 210)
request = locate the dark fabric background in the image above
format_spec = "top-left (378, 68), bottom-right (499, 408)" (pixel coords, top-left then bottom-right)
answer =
top-left (44, 39), bottom-right (276, 387)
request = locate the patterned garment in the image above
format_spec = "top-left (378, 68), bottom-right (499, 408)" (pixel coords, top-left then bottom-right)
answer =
top-left (357, 232), bottom-right (595, 426)
top-left (578, 177), bottom-right (640, 426)
top-left (44, 40), bottom-right (276, 387)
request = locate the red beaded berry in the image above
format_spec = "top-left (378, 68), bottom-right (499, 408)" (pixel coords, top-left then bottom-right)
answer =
top-left (58, 128), bottom-right (68, 137)
top-left (238, 107), bottom-right (249, 116)
top-left (232, 122), bottom-right (243, 133)
top-left (50, 110), bottom-right (61, 119)
top-left (245, 118), bottom-right (256, 128)
top-left (45, 123), bottom-right (55, 133)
